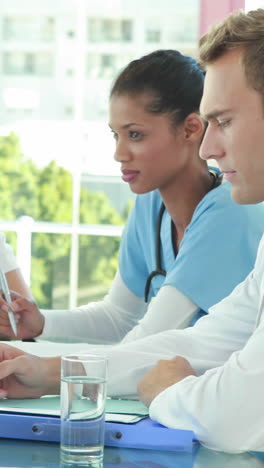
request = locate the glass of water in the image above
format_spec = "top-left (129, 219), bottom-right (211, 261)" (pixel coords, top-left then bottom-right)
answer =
top-left (60, 354), bottom-right (108, 467)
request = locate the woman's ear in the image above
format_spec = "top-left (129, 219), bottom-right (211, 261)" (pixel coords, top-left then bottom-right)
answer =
top-left (183, 113), bottom-right (205, 141)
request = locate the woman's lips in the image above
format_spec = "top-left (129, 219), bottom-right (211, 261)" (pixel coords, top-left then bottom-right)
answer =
top-left (122, 170), bottom-right (139, 183)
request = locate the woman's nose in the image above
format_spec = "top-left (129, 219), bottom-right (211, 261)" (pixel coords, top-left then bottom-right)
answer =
top-left (114, 139), bottom-right (131, 163)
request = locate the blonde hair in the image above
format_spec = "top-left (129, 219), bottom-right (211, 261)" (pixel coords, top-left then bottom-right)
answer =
top-left (199, 9), bottom-right (264, 98)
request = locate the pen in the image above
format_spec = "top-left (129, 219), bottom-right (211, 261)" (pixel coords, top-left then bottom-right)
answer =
top-left (0, 270), bottom-right (17, 336)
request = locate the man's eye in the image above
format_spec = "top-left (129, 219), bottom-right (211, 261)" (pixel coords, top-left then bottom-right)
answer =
top-left (217, 119), bottom-right (231, 128)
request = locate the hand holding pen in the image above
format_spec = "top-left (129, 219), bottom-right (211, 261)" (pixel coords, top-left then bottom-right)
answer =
top-left (0, 270), bottom-right (17, 336)
top-left (0, 272), bottom-right (44, 339)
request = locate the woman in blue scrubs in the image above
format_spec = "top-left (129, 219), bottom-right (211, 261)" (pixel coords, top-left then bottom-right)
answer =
top-left (0, 49), bottom-right (263, 344)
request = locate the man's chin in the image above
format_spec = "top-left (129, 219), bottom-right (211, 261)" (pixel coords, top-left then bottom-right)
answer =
top-left (231, 188), bottom-right (264, 205)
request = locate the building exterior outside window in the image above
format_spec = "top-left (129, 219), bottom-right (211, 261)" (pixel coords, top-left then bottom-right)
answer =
top-left (88, 18), bottom-right (133, 42)
top-left (0, 0), bottom-right (199, 123)
top-left (3, 16), bottom-right (55, 42)
top-left (3, 52), bottom-right (53, 76)
top-left (0, 0), bottom-right (200, 308)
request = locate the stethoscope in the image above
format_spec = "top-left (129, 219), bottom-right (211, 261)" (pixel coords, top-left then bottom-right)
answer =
top-left (144, 202), bottom-right (167, 303)
top-left (144, 170), bottom-right (222, 303)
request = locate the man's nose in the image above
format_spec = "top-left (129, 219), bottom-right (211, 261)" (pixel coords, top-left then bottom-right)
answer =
top-left (199, 126), bottom-right (225, 161)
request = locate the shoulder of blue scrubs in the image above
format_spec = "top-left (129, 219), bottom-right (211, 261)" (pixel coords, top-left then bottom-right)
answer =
top-left (164, 178), bottom-right (264, 313)
top-left (118, 190), bottom-right (163, 298)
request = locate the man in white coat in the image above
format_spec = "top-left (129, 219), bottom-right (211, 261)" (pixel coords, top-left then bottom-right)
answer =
top-left (0, 8), bottom-right (264, 455)
top-left (138, 7), bottom-right (264, 452)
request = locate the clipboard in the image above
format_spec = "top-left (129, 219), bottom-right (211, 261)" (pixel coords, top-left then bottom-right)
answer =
top-left (0, 397), bottom-right (198, 452)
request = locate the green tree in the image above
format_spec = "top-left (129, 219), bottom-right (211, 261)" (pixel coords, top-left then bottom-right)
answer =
top-left (0, 133), bottom-right (39, 220)
top-left (0, 133), bottom-right (127, 308)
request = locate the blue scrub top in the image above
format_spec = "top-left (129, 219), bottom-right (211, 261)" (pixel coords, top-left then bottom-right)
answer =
top-left (119, 180), bottom-right (264, 314)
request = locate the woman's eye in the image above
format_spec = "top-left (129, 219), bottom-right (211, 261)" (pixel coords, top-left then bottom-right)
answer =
top-left (129, 131), bottom-right (141, 140)
top-left (111, 131), bottom-right (118, 140)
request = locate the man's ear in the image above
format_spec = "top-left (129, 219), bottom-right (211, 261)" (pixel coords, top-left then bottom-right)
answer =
top-left (183, 113), bottom-right (205, 141)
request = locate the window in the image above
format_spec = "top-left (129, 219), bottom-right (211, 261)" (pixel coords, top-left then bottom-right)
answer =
top-left (88, 18), bottom-right (133, 42)
top-left (87, 52), bottom-right (133, 79)
top-left (3, 16), bottom-right (55, 42)
top-left (166, 15), bottom-right (198, 43)
top-left (87, 53), bottom-right (115, 78)
top-left (0, 0), bottom-right (199, 308)
top-left (3, 52), bottom-right (54, 76)
top-left (145, 29), bottom-right (161, 42)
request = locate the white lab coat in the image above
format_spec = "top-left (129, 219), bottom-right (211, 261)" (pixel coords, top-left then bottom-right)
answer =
top-left (149, 235), bottom-right (264, 453)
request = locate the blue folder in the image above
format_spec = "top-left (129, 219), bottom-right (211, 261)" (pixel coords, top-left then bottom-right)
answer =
top-left (250, 451), bottom-right (264, 462)
top-left (0, 411), bottom-right (198, 452)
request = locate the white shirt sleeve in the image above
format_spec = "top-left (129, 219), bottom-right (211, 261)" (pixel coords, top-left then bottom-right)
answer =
top-left (121, 285), bottom-right (199, 344)
top-left (0, 232), bottom-right (18, 273)
top-left (40, 270), bottom-right (147, 343)
top-left (41, 273), bottom-right (198, 345)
